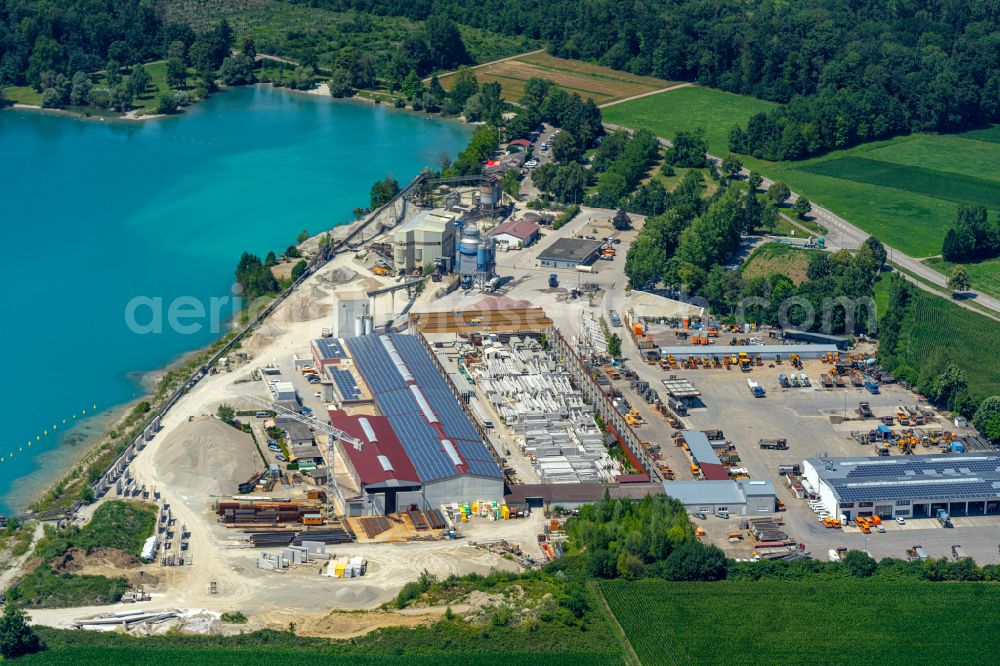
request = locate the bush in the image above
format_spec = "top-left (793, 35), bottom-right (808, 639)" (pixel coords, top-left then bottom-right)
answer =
top-left (0, 602), bottom-right (43, 658)
top-left (220, 611), bottom-right (248, 624)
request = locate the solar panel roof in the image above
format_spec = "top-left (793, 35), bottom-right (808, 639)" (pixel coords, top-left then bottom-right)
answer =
top-left (810, 455), bottom-right (1000, 504)
top-left (313, 338), bottom-right (348, 360)
top-left (327, 367), bottom-right (361, 401)
top-left (346, 333), bottom-right (501, 483)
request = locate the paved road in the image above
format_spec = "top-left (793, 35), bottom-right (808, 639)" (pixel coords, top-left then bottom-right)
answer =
top-left (597, 82), bottom-right (694, 109)
top-left (603, 122), bottom-right (1000, 316)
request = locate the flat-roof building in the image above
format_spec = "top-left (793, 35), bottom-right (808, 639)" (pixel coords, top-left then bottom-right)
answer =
top-left (537, 238), bottom-right (602, 269)
top-left (662, 479), bottom-right (776, 515)
top-left (804, 454), bottom-right (1000, 520)
top-left (393, 209), bottom-right (460, 272)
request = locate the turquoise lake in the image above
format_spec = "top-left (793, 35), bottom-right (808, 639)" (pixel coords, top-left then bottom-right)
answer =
top-left (0, 86), bottom-right (471, 514)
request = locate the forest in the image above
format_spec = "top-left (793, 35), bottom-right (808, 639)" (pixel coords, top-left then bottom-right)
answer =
top-left (305, 0), bottom-right (1000, 158)
top-left (6, 1), bottom-right (996, 158)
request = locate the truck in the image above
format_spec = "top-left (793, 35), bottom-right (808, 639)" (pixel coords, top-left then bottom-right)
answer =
top-left (936, 509), bottom-right (952, 527)
top-left (864, 377), bottom-right (880, 394)
top-left (906, 545), bottom-right (929, 561)
top-left (759, 438), bottom-right (789, 450)
top-left (857, 401), bottom-right (874, 419)
top-left (747, 379), bottom-right (765, 397)
top-left (666, 396), bottom-right (688, 416)
top-left (461, 275), bottom-right (473, 290)
top-left (951, 545), bottom-right (968, 560)
top-left (548, 273), bottom-right (559, 288)
top-left (576, 263), bottom-right (595, 272)
top-left (779, 373), bottom-right (790, 388)
top-left (609, 311), bottom-right (622, 327)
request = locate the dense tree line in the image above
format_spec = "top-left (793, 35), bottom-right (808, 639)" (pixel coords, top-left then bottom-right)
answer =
top-left (506, 77), bottom-right (602, 148)
top-left (586, 130), bottom-right (660, 208)
top-left (942, 205), bottom-right (1000, 263)
top-left (314, 0), bottom-right (1000, 159)
top-left (235, 251), bottom-right (280, 303)
top-left (564, 494), bottom-right (727, 582)
top-left (698, 238), bottom-right (884, 336)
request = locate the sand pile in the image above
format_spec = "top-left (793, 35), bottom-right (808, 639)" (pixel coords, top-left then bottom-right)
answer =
top-left (244, 322), bottom-right (285, 353)
top-left (322, 267), bottom-right (359, 285)
top-left (153, 416), bottom-right (260, 498)
top-left (276, 283), bottom-right (327, 323)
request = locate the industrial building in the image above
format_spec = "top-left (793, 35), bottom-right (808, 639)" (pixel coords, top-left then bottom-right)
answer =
top-left (311, 338), bottom-right (349, 370)
top-left (329, 333), bottom-right (503, 515)
top-left (681, 430), bottom-right (730, 481)
top-left (489, 218), bottom-right (540, 248)
top-left (328, 291), bottom-right (372, 340)
top-left (393, 208), bottom-right (461, 272)
top-left (537, 238), bottom-right (602, 269)
top-left (662, 480), bottom-right (776, 515)
top-left (781, 329), bottom-right (851, 351)
top-left (804, 455), bottom-right (1000, 520)
top-left (456, 221), bottom-right (496, 282)
top-left (657, 344), bottom-right (839, 360)
top-left (505, 482), bottom-right (664, 511)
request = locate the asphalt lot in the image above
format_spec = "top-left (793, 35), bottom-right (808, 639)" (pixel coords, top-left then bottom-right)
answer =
top-left (655, 357), bottom-right (1000, 563)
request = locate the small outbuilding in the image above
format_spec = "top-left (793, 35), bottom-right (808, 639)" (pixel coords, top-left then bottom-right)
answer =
top-left (489, 218), bottom-right (540, 248)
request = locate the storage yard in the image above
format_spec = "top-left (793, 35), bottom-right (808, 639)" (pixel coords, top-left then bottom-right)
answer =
top-left (10, 155), bottom-right (1000, 638)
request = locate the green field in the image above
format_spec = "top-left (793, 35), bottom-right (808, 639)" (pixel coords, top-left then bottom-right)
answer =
top-left (602, 580), bottom-right (1000, 665)
top-left (601, 86), bottom-right (780, 157)
top-left (21, 648), bottom-right (619, 665)
top-left (741, 242), bottom-right (814, 284)
top-left (898, 280), bottom-right (1000, 398)
top-left (604, 86), bottom-right (1000, 259)
top-left (925, 257), bottom-right (1000, 301)
top-left (798, 157), bottom-right (1000, 209)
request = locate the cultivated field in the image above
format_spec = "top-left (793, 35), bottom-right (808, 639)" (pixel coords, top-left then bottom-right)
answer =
top-left (601, 85), bottom-right (780, 156)
top-left (749, 130), bottom-right (1000, 258)
top-left (602, 580), bottom-right (1000, 666)
top-left (900, 284), bottom-right (1000, 399)
top-left (740, 242), bottom-right (813, 284)
top-left (439, 52), bottom-right (676, 105)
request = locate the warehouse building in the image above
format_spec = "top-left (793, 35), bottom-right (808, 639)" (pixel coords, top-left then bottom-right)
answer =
top-left (331, 333), bottom-right (504, 515)
top-left (393, 208), bottom-right (460, 272)
top-left (803, 455), bottom-right (1000, 520)
top-left (537, 238), bottom-right (602, 269)
top-left (505, 482), bottom-right (664, 512)
top-left (662, 480), bottom-right (776, 515)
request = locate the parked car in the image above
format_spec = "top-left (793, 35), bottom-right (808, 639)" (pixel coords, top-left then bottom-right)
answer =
top-left (275, 454), bottom-right (287, 462)
top-left (525, 159), bottom-right (539, 168)
top-left (876, 524), bottom-right (886, 533)
top-left (313, 391), bottom-right (322, 398)
top-left (896, 516), bottom-right (906, 525)
top-left (714, 510), bottom-right (730, 519)
top-left (267, 444), bottom-right (280, 452)
top-left (692, 512), bottom-right (707, 520)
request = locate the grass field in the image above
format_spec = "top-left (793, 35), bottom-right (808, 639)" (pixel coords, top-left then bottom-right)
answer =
top-left (604, 87), bottom-right (1000, 259)
top-left (798, 157), bottom-right (1000, 209)
top-left (602, 580), bottom-right (1000, 665)
top-left (925, 257), bottom-right (1000, 300)
top-left (439, 52), bottom-right (675, 105)
top-left (601, 86), bottom-right (780, 156)
top-left (741, 242), bottom-right (813, 284)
